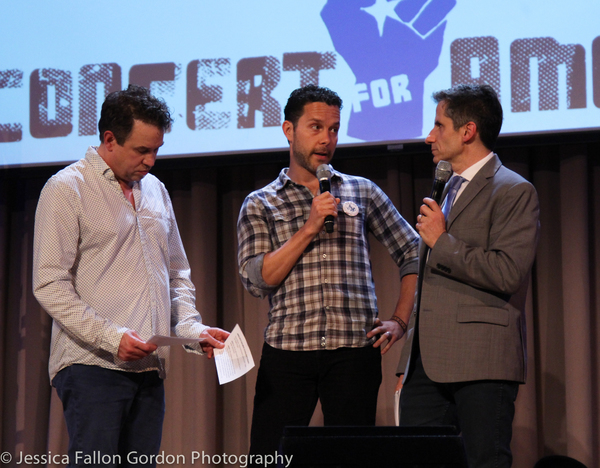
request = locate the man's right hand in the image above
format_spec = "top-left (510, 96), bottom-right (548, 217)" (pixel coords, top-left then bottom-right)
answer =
top-left (261, 191), bottom-right (340, 286)
top-left (118, 330), bottom-right (158, 361)
top-left (304, 191), bottom-right (340, 236)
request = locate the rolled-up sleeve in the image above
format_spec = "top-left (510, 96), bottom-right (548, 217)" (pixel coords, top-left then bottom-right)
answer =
top-left (237, 195), bottom-right (277, 298)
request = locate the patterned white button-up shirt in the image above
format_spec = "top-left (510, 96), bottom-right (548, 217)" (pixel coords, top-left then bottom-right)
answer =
top-left (33, 147), bottom-right (208, 381)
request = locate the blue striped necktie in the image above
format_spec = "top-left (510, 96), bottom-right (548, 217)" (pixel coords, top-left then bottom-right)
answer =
top-left (441, 176), bottom-right (465, 220)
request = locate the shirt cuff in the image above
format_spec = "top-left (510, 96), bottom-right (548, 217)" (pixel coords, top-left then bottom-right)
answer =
top-left (181, 323), bottom-right (211, 355)
top-left (246, 253), bottom-right (273, 290)
top-left (399, 257), bottom-right (419, 278)
top-left (103, 325), bottom-right (130, 356)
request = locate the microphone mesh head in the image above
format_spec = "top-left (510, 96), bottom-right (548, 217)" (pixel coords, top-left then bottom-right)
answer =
top-left (316, 164), bottom-right (332, 180)
top-left (435, 161), bottom-right (452, 183)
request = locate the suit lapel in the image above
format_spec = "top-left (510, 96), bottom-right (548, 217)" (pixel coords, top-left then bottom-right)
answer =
top-left (446, 155), bottom-right (502, 230)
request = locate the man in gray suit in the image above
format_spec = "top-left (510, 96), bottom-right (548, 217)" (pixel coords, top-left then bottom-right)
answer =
top-left (398, 84), bottom-right (539, 467)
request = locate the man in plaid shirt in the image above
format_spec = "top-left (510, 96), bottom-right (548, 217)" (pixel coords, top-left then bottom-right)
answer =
top-left (237, 85), bottom-right (419, 459)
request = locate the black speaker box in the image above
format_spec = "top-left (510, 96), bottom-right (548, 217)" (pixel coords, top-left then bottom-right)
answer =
top-left (279, 426), bottom-right (468, 467)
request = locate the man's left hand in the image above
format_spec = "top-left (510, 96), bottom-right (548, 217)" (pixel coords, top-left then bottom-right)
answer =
top-left (367, 318), bottom-right (404, 355)
top-left (416, 197), bottom-right (446, 248)
top-left (199, 327), bottom-right (230, 358)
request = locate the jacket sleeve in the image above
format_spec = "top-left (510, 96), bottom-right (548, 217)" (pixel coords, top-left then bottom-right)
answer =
top-left (428, 178), bottom-right (539, 296)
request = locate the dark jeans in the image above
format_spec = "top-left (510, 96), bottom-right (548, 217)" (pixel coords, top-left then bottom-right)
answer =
top-left (249, 343), bottom-right (382, 459)
top-left (400, 352), bottom-right (519, 468)
top-left (53, 364), bottom-right (165, 468)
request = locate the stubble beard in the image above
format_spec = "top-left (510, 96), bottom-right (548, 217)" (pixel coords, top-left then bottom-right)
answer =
top-left (292, 143), bottom-right (318, 175)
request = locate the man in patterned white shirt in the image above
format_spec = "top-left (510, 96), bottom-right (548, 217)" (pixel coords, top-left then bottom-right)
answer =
top-left (237, 85), bottom-right (419, 460)
top-left (33, 85), bottom-right (229, 467)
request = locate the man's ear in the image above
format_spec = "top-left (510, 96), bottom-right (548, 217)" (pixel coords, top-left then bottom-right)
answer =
top-left (103, 130), bottom-right (118, 151)
top-left (282, 120), bottom-right (294, 145)
top-left (462, 121), bottom-right (477, 143)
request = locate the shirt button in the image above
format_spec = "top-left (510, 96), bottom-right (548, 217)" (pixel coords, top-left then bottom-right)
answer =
top-left (324, 279), bottom-right (329, 283)
top-left (322, 254), bottom-right (327, 259)
top-left (321, 337), bottom-right (326, 347)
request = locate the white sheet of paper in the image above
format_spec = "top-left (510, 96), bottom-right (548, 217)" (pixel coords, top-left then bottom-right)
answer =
top-left (214, 324), bottom-right (255, 385)
top-left (147, 335), bottom-right (201, 347)
top-left (394, 389), bottom-right (401, 426)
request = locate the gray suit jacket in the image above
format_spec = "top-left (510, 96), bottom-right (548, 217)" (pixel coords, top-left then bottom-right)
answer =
top-left (399, 155), bottom-right (540, 383)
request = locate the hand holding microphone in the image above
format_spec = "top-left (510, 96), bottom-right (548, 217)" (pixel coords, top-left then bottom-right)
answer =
top-left (429, 160), bottom-right (452, 205)
top-left (417, 160), bottom-right (452, 248)
top-left (317, 164), bottom-right (336, 233)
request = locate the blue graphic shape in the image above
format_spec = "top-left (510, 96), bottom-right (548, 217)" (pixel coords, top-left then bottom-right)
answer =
top-left (397, 0), bottom-right (428, 23)
top-left (321, 0), bottom-right (456, 141)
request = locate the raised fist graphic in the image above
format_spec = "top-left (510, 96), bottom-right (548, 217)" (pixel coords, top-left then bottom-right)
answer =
top-left (321, 0), bottom-right (456, 141)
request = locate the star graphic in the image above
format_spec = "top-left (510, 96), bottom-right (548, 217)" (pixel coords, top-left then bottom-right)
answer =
top-left (361, 0), bottom-right (403, 36)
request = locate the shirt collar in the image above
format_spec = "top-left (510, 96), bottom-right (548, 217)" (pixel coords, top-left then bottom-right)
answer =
top-left (85, 146), bottom-right (114, 179)
top-left (85, 145), bottom-right (140, 188)
top-left (275, 167), bottom-right (343, 191)
top-left (457, 151), bottom-right (494, 182)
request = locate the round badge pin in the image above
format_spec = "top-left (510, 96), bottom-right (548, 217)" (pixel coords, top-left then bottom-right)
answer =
top-left (342, 201), bottom-right (359, 217)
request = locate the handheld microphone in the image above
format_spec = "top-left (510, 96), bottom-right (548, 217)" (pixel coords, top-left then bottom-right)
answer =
top-left (414, 161), bottom-right (453, 318)
top-left (429, 161), bottom-right (452, 205)
top-left (316, 164), bottom-right (334, 233)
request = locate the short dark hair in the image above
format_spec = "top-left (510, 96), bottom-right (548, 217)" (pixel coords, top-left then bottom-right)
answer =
top-left (98, 84), bottom-right (173, 145)
top-left (284, 84), bottom-right (343, 127)
top-left (432, 84), bottom-right (503, 150)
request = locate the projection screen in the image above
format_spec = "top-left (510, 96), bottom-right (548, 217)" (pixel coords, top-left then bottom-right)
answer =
top-left (1, 0), bottom-right (599, 166)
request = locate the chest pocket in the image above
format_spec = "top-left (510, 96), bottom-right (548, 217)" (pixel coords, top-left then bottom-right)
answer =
top-left (337, 209), bottom-right (365, 239)
top-left (271, 208), bottom-right (306, 248)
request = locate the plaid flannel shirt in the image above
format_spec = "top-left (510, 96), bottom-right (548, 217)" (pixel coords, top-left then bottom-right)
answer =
top-left (237, 168), bottom-right (418, 351)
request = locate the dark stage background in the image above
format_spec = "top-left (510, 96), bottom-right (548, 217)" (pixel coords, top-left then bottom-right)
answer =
top-left (1, 133), bottom-right (599, 467)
